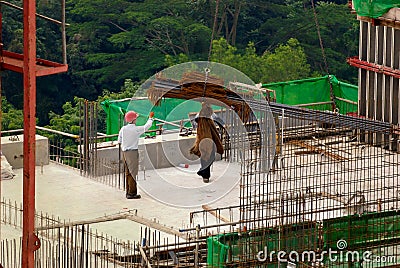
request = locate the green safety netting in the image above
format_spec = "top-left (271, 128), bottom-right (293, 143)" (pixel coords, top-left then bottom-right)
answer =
top-left (207, 211), bottom-right (400, 267)
top-left (207, 223), bottom-right (318, 267)
top-left (323, 210), bottom-right (400, 267)
top-left (102, 75), bottom-right (357, 137)
top-left (262, 75), bottom-right (358, 115)
top-left (324, 210), bottom-right (400, 250)
top-left (101, 98), bottom-right (203, 137)
top-left (353, 0), bottom-right (400, 18)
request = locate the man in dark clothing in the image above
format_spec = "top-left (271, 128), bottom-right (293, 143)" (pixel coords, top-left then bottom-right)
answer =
top-left (190, 103), bottom-right (224, 183)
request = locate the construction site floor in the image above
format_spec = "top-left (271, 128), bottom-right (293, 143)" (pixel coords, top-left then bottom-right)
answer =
top-left (0, 160), bottom-right (241, 242)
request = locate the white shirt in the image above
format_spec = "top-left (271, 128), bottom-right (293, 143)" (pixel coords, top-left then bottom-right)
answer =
top-left (118, 118), bottom-right (154, 151)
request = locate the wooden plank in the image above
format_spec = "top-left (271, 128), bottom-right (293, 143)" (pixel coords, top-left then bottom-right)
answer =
top-left (138, 245), bottom-right (153, 268)
top-left (125, 214), bottom-right (187, 239)
top-left (288, 140), bottom-right (348, 161)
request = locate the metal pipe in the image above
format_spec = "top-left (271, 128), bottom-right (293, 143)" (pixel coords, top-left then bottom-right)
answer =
top-left (0, 0), bottom-right (70, 25)
top-left (61, 0), bottom-right (66, 64)
top-left (36, 126), bottom-right (79, 139)
top-left (138, 245), bottom-right (152, 268)
top-left (0, 19), bottom-right (2, 243)
top-left (194, 225), bottom-right (200, 268)
top-left (154, 117), bottom-right (190, 130)
top-left (0, 129), bottom-right (24, 134)
top-left (335, 96), bottom-right (358, 105)
top-left (294, 101), bottom-right (334, 107)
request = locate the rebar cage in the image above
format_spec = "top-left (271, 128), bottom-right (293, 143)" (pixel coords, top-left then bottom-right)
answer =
top-left (209, 99), bottom-right (400, 267)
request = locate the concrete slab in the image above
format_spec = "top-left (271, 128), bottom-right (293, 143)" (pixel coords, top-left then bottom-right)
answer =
top-left (139, 161), bottom-right (241, 207)
top-left (0, 160), bottom-right (241, 242)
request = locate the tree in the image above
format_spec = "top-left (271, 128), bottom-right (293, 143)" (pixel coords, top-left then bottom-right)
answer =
top-left (210, 37), bottom-right (311, 83)
top-left (45, 78), bottom-right (139, 135)
top-left (258, 1), bottom-right (358, 83)
top-left (262, 38), bottom-right (312, 82)
top-left (1, 97), bottom-right (24, 131)
top-left (0, 0), bottom-right (359, 129)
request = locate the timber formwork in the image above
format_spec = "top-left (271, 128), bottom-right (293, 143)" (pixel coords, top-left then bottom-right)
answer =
top-left (348, 7), bottom-right (400, 151)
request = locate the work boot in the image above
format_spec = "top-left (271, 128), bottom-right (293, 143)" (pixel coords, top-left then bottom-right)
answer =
top-left (126, 193), bottom-right (141, 199)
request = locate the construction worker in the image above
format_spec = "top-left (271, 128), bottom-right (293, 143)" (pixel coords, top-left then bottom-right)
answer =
top-left (118, 110), bottom-right (154, 199)
top-left (190, 103), bottom-right (224, 183)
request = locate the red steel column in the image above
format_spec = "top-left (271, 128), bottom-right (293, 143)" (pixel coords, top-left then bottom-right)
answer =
top-left (22, 0), bottom-right (40, 267)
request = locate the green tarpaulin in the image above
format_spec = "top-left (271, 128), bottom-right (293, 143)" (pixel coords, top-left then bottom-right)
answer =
top-left (263, 75), bottom-right (358, 115)
top-left (353, 0), bottom-right (400, 18)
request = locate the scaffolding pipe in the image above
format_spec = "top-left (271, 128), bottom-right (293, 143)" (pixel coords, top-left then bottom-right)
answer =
top-left (335, 96), bottom-right (358, 105)
top-left (36, 126), bottom-right (79, 139)
top-left (294, 101), bottom-right (334, 107)
top-left (138, 245), bottom-right (152, 268)
top-left (61, 0), bottom-right (66, 64)
top-left (0, 0), bottom-right (69, 25)
top-left (154, 117), bottom-right (191, 130)
top-left (0, 10), bottom-right (2, 244)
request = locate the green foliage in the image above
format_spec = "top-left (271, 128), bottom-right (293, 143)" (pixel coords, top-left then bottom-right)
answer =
top-left (99, 79), bottom-right (139, 102)
top-left (165, 54), bottom-right (190, 67)
top-left (258, 1), bottom-right (358, 83)
top-left (1, 97), bottom-right (24, 131)
top-left (210, 38), bottom-right (239, 66)
top-left (1, 0), bottom-right (359, 128)
top-left (45, 79), bottom-right (139, 135)
top-left (262, 38), bottom-right (312, 82)
top-left (47, 98), bottom-right (82, 135)
top-left (210, 37), bottom-right (311, 83)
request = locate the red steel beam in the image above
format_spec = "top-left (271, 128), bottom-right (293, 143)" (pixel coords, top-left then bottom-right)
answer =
top-left (347, 56), bottom-right (400, 79)
top-left (22, 0), bottom-right (41, 267)
top-left (0, 2), bottom-right (68, 266)
top-left (1, 50), bottom-right (68, 76)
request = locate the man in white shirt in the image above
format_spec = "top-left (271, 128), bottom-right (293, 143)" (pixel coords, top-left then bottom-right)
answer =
top-left (118, 110), bottom-right (154, 199)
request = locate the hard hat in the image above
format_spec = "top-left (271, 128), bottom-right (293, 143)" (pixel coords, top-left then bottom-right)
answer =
top-left (124, 111), bottom-right (138, 122)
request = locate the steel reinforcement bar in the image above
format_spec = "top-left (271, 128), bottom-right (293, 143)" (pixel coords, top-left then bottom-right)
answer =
top-left (149, 79), bottom-right (398, 134)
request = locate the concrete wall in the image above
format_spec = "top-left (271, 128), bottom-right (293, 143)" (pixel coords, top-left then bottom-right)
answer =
top-left (95, 133), bottom-right (199, 176)
top-left (1, 134), bottom-right (49, 169)
top-left (140, 134), bottom-right (198, 170)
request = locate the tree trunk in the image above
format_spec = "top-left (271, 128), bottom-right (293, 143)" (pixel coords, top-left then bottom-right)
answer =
top-left (230, 0), bottom-right (241, 46)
